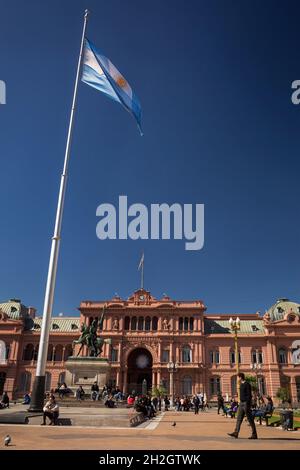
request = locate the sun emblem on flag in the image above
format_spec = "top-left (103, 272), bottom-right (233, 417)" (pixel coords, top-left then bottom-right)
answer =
top-left (116, 76), bottom-right (127, 88)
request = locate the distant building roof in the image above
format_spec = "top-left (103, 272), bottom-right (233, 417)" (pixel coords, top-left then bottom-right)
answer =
top-left (204, 318), bottom-right (264, 335)
top-left (33, 317), bottom-right (80, 333)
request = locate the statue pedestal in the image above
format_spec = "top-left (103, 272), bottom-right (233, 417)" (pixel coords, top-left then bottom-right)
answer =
top-left (65, 357), bottom-right (111, 393)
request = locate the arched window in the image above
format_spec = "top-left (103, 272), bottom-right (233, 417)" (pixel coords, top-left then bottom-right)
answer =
top-left (152, 317), bottom-right (158, 331)
top-left (64, 344), bottom-right (73, 361)
top-left (23, 344), bottom-right (34, 361)
top-left (184, 317), bottom-right (189, 331)
top-left (182, 376), bottom-right (192, 395)
top-left (5, 343), bottom-right (10, 360)
top-left (145, 316), bottom-right (151, 331)
top-left (278, 348), bottom-right (287, 364)
top-left (33, 345), bottom-right (39, 361)
top-left (179, 318), bottom-right (183, 331)
top-left (124, 316), bottom-right (130, 330)
top-left (210, 376), bottom-right (221, 395)
top-left (258, 376), bottom-right (266, 396)
top-left (189, 318), bottom-right (194, 331)
top-left (138, 316), bottom-right (144, 331)
top-left (182, 346), bottom-right (192, 363)
top-left (45, 372), bottom-right (52, 391)
top-left (131, 317), bottom-right (137, 330)
top-left (0, 340), bottom-right (7, 363)
top-left (19, 372), bottom-right (31, 392)
top-left (55, 345), bottom-right (63, 362)
top-left (58, 372), bottom-right (65, 384)
top-left (47, 345), bottom-right (54, 362)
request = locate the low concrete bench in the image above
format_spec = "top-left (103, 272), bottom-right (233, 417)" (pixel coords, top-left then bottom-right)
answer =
top-left (129, 412), bottom-right (147, 427)
top-left (0, 413), bottom-right (29, 424)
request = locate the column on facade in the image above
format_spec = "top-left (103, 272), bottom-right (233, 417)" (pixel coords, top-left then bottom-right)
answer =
top-left (52, 346), bottom-right (56, 364)
top-left (290, 376), bottom-right (297, 402)
top-left (197, 370), bottom-right (203, 394)
top-left (152, 370), bottom-right (156, 388)
top-left (170, 342), bottom-right (174, 362)
top-left (158, 342), bottom-right (161, 363)
top-left (116, 369), bottom-right (120, 388)
top-left (118, 342), bottom-right (122, 364)
top-left (119, 317), bottom-right (124, 331)
top-left (266, 339), bottom-right (274, 364)
top-left (197, 342), bottom-right (202, 363)
top-left (193, 342), bottom-right (198, 363)
top-left (123, 368), bottom-right (128, 394)
top-left (157, 369), bottom-right (161, 387)
top-left (158, 315), bottom-right (162, 331)
top-left (175, 344), bottom-right (180, 363)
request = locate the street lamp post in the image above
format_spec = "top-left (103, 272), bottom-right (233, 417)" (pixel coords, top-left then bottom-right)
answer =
top-left (167, 361), bottom-right (178, 408)
top-left (229, 317), bottom-right (241, 403)
top-left (251, 363), bottom-right (262, 397)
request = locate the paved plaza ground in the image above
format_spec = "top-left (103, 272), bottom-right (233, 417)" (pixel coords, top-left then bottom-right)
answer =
top-left (1, 407), bottom-right (300, 450)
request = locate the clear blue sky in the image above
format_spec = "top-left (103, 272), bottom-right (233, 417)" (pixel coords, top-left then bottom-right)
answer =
top-left (1, 0), bottom-right (300, 316)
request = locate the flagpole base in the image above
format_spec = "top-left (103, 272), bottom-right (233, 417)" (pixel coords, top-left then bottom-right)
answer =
top-left (28, 376), bottom-right (45, 412)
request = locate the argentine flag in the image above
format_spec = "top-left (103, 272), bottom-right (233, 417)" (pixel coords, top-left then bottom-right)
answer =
top-left (81, 38), bottom-right (142, 135)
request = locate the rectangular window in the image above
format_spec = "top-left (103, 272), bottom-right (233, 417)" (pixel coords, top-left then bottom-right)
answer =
top-left (162, 350), bottom-right (169, 363)
top-left (111, 348), bottom-right (118, 362)
top-left (215, 351), bottom-right (220, 364)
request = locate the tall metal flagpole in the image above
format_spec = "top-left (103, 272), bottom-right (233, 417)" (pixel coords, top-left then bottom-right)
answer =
top-left (29, 10), bottom-right (89, 411)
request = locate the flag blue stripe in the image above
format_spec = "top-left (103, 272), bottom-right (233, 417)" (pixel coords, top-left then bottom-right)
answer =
top-left (82, 64), bottom-right (120, 104)
top-left (82, 38), bottom-right (143, 135)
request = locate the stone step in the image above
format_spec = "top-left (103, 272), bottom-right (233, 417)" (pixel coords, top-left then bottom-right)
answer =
top-left (55, 399), bottom-right (129, 408)
top-left (27, 411), bottom-right (146, 427)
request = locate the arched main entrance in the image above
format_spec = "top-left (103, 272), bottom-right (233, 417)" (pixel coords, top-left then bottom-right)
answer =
top-left (127, 348), bottom-right (153, 394)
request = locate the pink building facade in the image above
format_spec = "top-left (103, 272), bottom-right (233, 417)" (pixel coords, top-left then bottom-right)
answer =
top-left (0, 291), bottom-right (300, 403)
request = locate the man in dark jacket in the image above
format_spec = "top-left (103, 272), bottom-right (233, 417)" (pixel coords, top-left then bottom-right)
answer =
top-left (227, 372), bottom-right (258, 439)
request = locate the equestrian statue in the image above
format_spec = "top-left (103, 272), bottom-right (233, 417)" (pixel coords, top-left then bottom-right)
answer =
top-left (73, 305), bottom-right (112, 357)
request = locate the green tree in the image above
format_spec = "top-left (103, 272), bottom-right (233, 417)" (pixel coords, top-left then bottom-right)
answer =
top-left (276, 387), bottom-right (290, 404)
top-left (245, 374), bottom-right (258, 392)
top-left (151, 385), bottom-right (167, 398)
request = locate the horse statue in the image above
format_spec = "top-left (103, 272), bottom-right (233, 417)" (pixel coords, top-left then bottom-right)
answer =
top-left (73, 307), bottom-right (111, 357)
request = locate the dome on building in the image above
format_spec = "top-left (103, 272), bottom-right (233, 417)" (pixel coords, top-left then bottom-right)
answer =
top-left (266, 298), bottom-right (300, 321)
top-left (0, 299), bottom-right (35, 330)
top-left (0, 299), bottom-right (28, 320)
